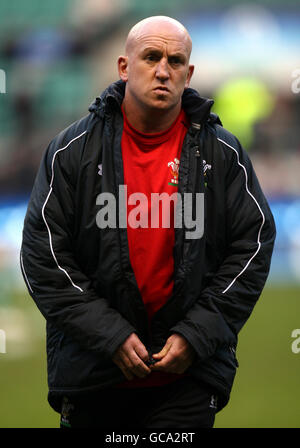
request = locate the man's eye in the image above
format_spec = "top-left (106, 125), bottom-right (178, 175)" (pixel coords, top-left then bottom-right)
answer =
top-left (169, 58), bottom-right (181, 65)
top-left (146, 54), bottom-right (159, 62)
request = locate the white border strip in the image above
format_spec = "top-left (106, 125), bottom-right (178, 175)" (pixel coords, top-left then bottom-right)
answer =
top-left (217, 137), bottom-right (265, 294)
top-left (42, 131), bottom-right (87, 293)
top-left (20, 251), bottom-right (33, 294)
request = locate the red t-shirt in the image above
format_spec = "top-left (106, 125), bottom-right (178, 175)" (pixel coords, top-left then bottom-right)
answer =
top-left (116, 107), bottom-right (189, 388)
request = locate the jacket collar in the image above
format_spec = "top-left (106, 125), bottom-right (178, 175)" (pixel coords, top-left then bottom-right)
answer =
top-left (89, 79), bottom-right (219, 125)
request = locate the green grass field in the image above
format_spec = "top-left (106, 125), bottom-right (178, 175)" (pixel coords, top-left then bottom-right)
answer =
top-left (0, 284), bottom-right (300, 428)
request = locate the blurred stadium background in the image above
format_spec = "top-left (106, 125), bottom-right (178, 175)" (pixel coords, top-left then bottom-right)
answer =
top-left (0, 0), bottom-right (300, 428)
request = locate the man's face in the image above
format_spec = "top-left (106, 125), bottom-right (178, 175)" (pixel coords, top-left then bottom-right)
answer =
top-left (119, 26), bottom-right (194, 112)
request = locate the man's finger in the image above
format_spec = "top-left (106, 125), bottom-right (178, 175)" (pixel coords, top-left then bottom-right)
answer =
top-left (129, 350), bottom-right (151, 377)
top-left (151, 349), bottom-right (175, 371)
top-left (118, 348), bottom-right (151, 377)
top-left (113, 354), bottom-right (135, 380)
top-left (152, 341), bottom-right (172, 360)
top-left (121, 365), bottom-right (135, 380)
top-left (134, 342), bottom-right (150, 363)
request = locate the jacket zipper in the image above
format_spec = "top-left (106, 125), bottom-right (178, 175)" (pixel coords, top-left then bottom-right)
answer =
top-left (111, 111), bottom-right (149, 344)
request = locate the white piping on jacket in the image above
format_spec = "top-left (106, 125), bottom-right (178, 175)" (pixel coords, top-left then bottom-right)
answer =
top-left (20, 251), bottom-right (33, 293)
top-left (217, 137), bottom-right (266, 294)
top-left (42, 130), bottom-right (87, 293)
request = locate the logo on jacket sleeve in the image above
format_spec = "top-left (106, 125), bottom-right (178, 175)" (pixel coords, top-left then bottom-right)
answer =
top-left (168, 158), bottom-right (180, 186)
top-left (209, 394), bottom-right (218, 409)
top-left (60, 396), bottom-right (75, 428)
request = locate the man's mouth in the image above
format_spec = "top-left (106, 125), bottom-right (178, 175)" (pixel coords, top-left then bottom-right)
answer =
top-left (154, 86), bottom-right (170, 93)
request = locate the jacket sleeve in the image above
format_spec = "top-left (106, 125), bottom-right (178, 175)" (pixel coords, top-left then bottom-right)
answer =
top-left (171, 130), bottom-right (276, 361)
top-left (20, 127), bottom-right (135, 359)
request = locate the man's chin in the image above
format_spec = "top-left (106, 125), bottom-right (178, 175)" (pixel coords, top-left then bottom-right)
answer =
top-left (146, 98), bottom-right (177, 112)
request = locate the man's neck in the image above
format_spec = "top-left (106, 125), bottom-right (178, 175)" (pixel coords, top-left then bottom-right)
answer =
top-left (122, 98), bottom-right (182, 134)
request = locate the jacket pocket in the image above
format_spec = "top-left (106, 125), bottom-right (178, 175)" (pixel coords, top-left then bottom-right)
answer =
top-left (46, 326), bottom-right (64, 385)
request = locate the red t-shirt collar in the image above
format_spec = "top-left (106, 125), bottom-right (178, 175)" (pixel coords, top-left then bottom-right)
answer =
top-left (121, 106), bottom-right (189, 147)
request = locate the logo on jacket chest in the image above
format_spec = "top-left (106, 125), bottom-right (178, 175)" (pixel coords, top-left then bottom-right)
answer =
top-left (203, 160), bottom-right (212, 188)
top-left (203, 160), bottom-right (212, 174)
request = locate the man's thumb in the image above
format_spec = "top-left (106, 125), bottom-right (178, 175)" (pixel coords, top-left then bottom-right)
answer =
top-left (152, 341), bottom-right (172, 359)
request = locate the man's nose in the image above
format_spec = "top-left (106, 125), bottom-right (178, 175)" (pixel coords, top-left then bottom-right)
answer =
top-left (155, 59), bottom-right (170, 80)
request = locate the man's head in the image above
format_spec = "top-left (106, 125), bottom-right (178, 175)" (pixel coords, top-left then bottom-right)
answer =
top-left (118, 16), bottom-right (194, 115)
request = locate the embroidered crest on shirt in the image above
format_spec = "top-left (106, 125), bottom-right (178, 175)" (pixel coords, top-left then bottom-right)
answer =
top-left (167, 158), bottom-right (180, 186)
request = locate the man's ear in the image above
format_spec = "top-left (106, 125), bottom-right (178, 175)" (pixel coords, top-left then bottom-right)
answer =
top-left (185, 64), bottom-right (194, 88)
top-left (118, 56), bottom-right (129, 82)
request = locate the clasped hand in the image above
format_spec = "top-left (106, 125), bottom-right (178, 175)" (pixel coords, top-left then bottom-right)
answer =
top-left (112, 333), bottom-right (196, 381)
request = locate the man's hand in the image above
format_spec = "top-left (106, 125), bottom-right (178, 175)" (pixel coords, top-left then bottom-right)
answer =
top-left (150, 334), bottom-right (196, 374)
top-left (112, 333), bottom-right (151, 380)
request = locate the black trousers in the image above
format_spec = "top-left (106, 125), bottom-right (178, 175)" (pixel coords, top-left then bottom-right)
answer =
top-left (60, 377), bottom-right (218, 429)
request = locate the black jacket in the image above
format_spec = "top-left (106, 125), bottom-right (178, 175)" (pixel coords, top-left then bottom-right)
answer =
top-left (20, 80), bottom-right (276, 413)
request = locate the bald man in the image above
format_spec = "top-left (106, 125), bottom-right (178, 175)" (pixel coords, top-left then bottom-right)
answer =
top-left (21, 16), bottom-right (275, 429)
